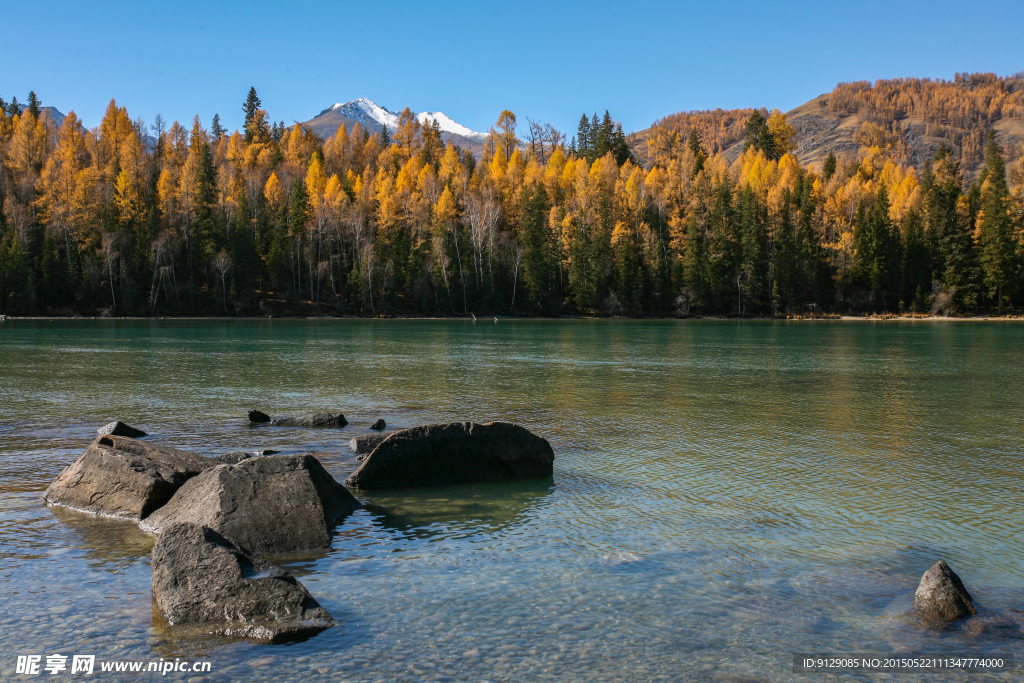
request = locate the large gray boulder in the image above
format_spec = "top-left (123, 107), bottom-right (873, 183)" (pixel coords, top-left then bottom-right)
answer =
top-left (44, 435), bottom-right (214, 520)
top-left (271, 412), bottom-right (347, 428)
top-left (142, 455), bottom-right (360, 553)
top-left (913, 560), bottom-right (976, 625)
top-left (152, 522), bottom-right (334, 642)
top-left (346, 421), bottom-right (554, 489)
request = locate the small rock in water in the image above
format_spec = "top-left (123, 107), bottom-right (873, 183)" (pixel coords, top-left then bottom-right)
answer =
top-left (248, 410), bottom-right (271, 424)
top-left (97, 421), bottom-right (147, 438)
top-left (371, 418), bottom-right (386, 431)
top-left (913, 560), bottom-right (976, 625)
top-left (257, 449), bottom-right (278, 455)
top-left (211, 451), bottom-right (253, 464)
top-left (271, 412), bottom-right (347, 428)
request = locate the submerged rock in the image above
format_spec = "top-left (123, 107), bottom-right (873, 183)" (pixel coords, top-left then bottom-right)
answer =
top-left (248, 410), bottom-right (271, 424)
top-left (349, 432), bottom-right (391, 455)
top-left (271, 412), bottom-right (347, 428)
top-left (97, 421), bottom-right (147, 438)
top-left (913, 560), bottom-right (976, 625)
top-left (142, 454), bottom-right (360, 553)
top-left (152, 522), bottom-right (334, 642)
top-left (963, 610), bottom-right (1024, 640)
top-left (44, 435), bottom-right (214, 520)
top-left (370, 418), bottom-right (387, 431)
top-left (346, 421), bottom-right (554, 489)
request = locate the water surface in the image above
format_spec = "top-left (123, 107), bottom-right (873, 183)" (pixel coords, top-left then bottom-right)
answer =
top-left (0, 319), bottom-right (1022, 681)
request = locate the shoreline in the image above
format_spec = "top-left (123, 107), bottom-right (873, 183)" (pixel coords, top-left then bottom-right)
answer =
top-left (2, 313), bottom-right (1024, 322)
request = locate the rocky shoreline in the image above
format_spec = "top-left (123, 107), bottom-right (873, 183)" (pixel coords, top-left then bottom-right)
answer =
top-left (43, 414), bottom-right (555, 641)
top-left (39, 413), bottom-right (1015, 644)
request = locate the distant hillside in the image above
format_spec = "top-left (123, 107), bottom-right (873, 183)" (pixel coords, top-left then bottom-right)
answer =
top-left (631, 73), bottom-right (1024, 179)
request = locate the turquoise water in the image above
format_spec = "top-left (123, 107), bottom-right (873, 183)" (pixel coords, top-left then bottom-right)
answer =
top-left (0, 319), bottom-right (1022, 681)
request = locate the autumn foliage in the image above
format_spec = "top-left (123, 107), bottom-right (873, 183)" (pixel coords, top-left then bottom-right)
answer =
top-left (0, 84), bottom-right (1023, 317)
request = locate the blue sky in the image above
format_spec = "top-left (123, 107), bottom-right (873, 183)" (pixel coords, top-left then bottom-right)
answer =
top-left (4, 0), bottom-right (1023, 137)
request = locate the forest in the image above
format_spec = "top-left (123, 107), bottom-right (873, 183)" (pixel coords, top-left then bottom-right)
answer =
top-left (1, 76), bottom-right (1023, 318)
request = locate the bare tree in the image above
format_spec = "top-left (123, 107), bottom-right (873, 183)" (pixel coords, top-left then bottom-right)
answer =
top-left (504, 233), bottom-right (525, 314)
top-left (212, 249), bottom-right (232, 313)
top-left (150, 229), bottom-right (178, 312)
top-left (466, 192), bottom-right (500, 290)
top-left (100, 233), bottom-right (120, 313)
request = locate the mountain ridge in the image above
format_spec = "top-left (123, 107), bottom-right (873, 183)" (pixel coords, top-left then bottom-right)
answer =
top-left (629, 73), bottom-right (1024, 180)
top-left (301, 97), bottom-right (487, 154)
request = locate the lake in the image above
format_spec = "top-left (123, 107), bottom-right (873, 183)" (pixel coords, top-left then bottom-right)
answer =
top-left (0, 319), bottom-right (1021, 681)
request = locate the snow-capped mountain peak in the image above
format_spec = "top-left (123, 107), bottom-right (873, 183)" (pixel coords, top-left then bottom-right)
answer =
top-left (416, 111), bottom-right (486, 141)
top-left (315, 98), bottom-right (486, 142)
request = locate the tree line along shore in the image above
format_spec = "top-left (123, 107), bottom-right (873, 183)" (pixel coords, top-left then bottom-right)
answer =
top-left (1, 81), bottom-right (1024, 319)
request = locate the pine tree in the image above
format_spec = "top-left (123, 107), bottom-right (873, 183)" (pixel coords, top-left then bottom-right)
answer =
top-left (688, 129), bottom-right (707, 176)
top-left (594, 111), bottom-right (614, 159)
top-left (743, 110), bottom-right (775, 159)
top-left (520, 184), bottom-right (552, 309)
top-left (822, 150), bottom-right (837, 181)
top-left (926, 145), bottom-right (977, 312)
top-left (211, 113), bottom-right (226, 139)
top-left (978, 131), bottom-right (1015, 313)
top-left (242, 87), bottom-right (261, 143)
top-left (737, 185), bottom-right (766, 314)
top-left (576, 114), bottom-right (591, 160)
top-left (681, 214), bottom-right (706, 313)
top-left (853, 187), bottom-right (900, 309)
top-left (27, 91), bottom-right (41, 119)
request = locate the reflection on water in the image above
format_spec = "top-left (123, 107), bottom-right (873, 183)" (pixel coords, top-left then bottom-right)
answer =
top-left (361, 479), bottom-right (554, 540)
top-left (0, 319), bottom-right (1022, 681)
top-left (46, 505), bottom-right (154, 569)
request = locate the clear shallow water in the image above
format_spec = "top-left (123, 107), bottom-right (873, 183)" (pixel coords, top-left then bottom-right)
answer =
top-left (0, 319), bottom-right (1022, 682)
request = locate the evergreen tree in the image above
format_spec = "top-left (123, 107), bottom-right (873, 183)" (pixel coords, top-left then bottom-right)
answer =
top-left (520, 184), bottom-right (553, 309)
top-left (743, 110), bottom-right (775, 159)
top-left (211, 113), bottom-right (226, 139)
top-left (576, 114), bottom-right (591, 160)
top-left (737, 185), bottom-right (767, 313)
top-left (853, 187), bottom-right (900, 309)
top-left (926, 145), bottom-right (978, 312)
top-left (27, 91), bottom-right (41, 119)
top-left (978, 131), bottom-right (1015, 312)
top-left (242, 87), bottom-right (261, 143)
top-left (610, 123), bottom-right (633, 165)
top-left (595, 111), bottom-right (614, 159)
top-left (705, 177), bottom-right (738, 311)
top-left (899, 208), bottom-right (931, 311)
top-left (681, 214), bottom-right (706, 313)
top-left (822, 150), bottom-right (837, 182)
top-left (688, 129), bottom-right (707, 176)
